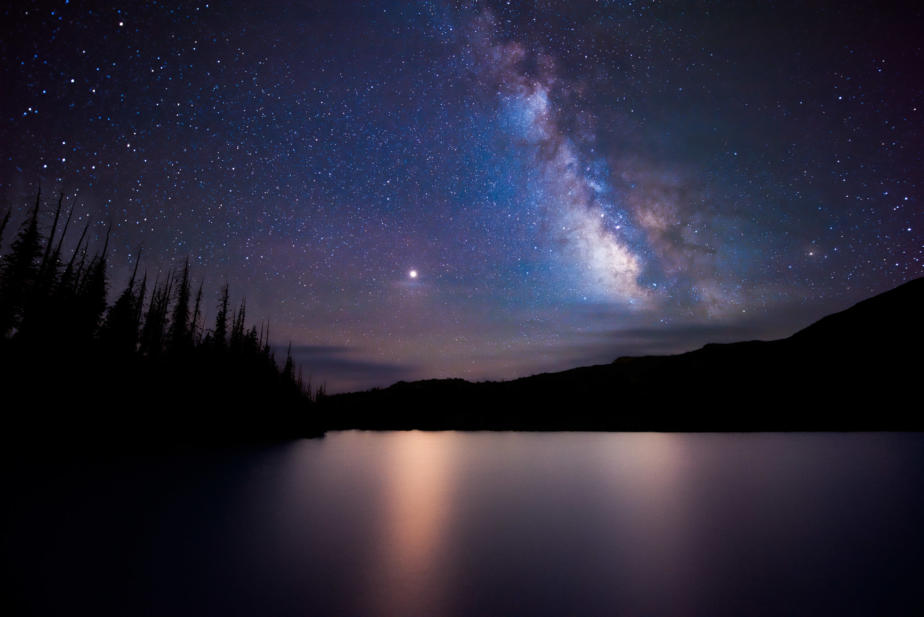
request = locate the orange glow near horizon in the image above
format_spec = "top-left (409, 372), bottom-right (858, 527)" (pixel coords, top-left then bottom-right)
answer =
top-left (375, 431), bottom-right (456, 617)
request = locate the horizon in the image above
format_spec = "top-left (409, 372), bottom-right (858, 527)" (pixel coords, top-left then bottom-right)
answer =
top-left (2, 1), bottom-right (921, 393)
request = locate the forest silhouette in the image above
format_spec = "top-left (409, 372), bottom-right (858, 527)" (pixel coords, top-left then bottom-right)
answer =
top-left (0, 192), bottom-right (321, 445)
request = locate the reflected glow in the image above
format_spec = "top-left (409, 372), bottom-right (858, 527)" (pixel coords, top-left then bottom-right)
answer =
top-left (207, 432), bottom-right (917, 617)
top-left (605, 432), bottom-right (685, 484)
top-left (375, 431), bottom-right (455, 617)
top-left (592, 433), bottom-right (696, 598)
top-left (603, 432), bottom-right (687, 518)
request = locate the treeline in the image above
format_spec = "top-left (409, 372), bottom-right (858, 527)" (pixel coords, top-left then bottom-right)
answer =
top-left (0, 192), bottom-right (321, 444)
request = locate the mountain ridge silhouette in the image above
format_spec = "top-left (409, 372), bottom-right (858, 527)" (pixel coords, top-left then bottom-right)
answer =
top-left (324, 277), bottom-right (923, 430)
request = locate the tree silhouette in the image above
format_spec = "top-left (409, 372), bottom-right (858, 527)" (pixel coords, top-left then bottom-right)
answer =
top-left (0, 208), bottom-right (11, 251)
top-left (0, 191), bottom-right (318, 442)
top-left (191, 281), bottom-right (204, 346)
top-left (283, 342), bottom-right (295, 383)
top-left (140, 275), bottom-right (172, 358)
top-left (72, 226), bottom-right (110, 343)
top-left (16, 195), bottom-right (66, 343)
top-left (0, 192), bottom-right (42, 336)
top-left (213, 283), bottom-right (230, 349)
top-left (230, 298), bottom-right (246, 353)
top-left (168, 259), bottom-right (192, 354)
top-left (100, 248), bottom-right (144, 355)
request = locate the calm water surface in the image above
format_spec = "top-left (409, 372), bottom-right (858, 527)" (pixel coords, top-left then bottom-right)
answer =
top-left (6, 432), bottom-right (924, 616)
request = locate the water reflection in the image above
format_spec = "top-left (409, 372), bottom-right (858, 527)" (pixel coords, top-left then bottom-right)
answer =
top-left (7, 432), bottom-right (924, 617)
top-left (373, 431), bottom-right (456, 616)
top-left (591, 433), bottom-right (698, 612)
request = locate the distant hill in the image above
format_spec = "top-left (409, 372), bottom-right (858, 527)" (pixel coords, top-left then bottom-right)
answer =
top-left (323, 278), bottom-right (924, 430)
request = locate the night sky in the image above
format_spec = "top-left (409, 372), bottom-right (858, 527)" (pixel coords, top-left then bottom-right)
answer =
top-left (2, 1), bottom-right (921, 392)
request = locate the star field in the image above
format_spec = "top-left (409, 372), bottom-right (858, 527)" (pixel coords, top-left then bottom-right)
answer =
top-left (2, 1), bottom-right (922, 391)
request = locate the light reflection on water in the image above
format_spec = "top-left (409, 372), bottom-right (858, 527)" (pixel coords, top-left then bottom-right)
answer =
top-left (6, 432), bottom-right (924, 617)
top-left (265, 432), bottom-right (924, 617)
top-left (375, 431), bottom-right (455, 616)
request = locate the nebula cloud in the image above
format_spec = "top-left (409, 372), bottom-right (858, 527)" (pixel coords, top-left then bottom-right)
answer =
top-left (2, 1), bottom-right (916, 390)
top-left (466, 12), bottom-right (650, 304)
top-left (463, 10), bottom-right (756, 315)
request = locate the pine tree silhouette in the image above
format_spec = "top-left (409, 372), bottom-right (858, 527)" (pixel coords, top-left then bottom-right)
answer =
top-left (140, 275), bottom-right (172, 358)
top-left (0, 208), bottom-right (11, 251)
top-left (213, 283), bottom-right (230, 349)
top-left (55, 219), bottom-right (91, 320)
top-left (100, 248), bottom-right (144, 355)
top-left (73, 226), bottom-right (110, 343)
top-left (262, 320), bottom-right (272, 357)
top-left (37, 194), bottom-right (64, 281)
top-left (17, 195), bottom-right (64, 343)
top-left (1, 192), bottom-right (318, 441)
top-left (0, 192), bottom-right (42, 336)
top-left (283, 342), bottom-right (295, 383)
top-left (168, 259), bottom-right (192, 354)
top-left (191, 281), bottom-right (204, 346)
top-left (230, 298), bottom-right (246, 353)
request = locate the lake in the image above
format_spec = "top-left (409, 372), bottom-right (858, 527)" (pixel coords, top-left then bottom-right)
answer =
top-left (5, 431), bottom-right (923, 616)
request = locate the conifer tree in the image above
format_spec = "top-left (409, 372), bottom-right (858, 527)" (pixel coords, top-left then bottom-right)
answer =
top-left (283, 342), bottom-right (295, 383)
top-left (100, 249), bottom-right (143, 355)
top-left (168, 260), bottom-right (192, 353)
top-left (262, 320), bottom-right (273, 358)
top-left (55, 220), bottom-right (90, 307)
top-left (0, 192), bottom-right (43, 336)
top-left (49, 199), bottom-right (76, 270)
top-left (74, 254), bottom-right (107, 341)
top-left (0, 208), bottom-right (11, 251)
top-left (38, 194), bottom-right (64, 281)
top-left (134, 273), bottom-right (148, 332)
top-left (246, 324), bottom-right (259, 355)
top-left (213, 283), bottom-right (230, 349)
top-left (18, 196), bottom-right (64, 342)
top-left (29, 194), bottom-right (66, 316)
top-left (72, 227), bottom-right (110, 342)
top-left (47, 219), bottom-right (90, 344)
top-left (140, 276), bottom-right (172, 358)
top-left (230, 298), bottom-right (246, 353)
top-left (191, 281), bottom-right (204, 346)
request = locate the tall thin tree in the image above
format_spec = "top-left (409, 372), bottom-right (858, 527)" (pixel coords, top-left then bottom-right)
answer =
top-left (168, 259), bottom-right (192, 353)
top-left (213, 283), bottom-right (230, 349)
top-left (0, 192), bottom-right (43, 336)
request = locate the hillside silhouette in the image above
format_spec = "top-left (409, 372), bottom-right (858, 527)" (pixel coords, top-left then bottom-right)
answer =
top-left (324, 277), bottom-right (924, 430)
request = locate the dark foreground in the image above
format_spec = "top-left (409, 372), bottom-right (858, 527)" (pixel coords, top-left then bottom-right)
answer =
top-left (5, 431), bottom-right (924, 617)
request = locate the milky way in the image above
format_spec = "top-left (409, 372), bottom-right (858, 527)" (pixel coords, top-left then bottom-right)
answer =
top-left (2, 1), bottom-right (921, 391)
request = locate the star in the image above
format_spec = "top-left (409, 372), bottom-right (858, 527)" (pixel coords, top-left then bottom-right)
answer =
top-left (0, 1), bottom-right (918, 393)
